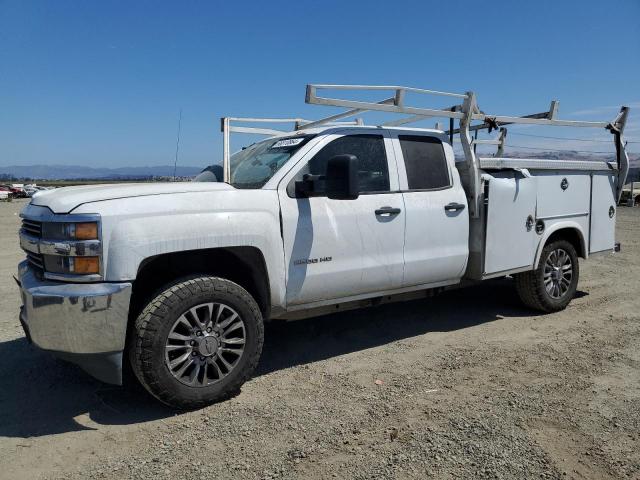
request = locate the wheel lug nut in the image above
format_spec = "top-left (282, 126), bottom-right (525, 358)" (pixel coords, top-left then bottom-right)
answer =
top-left (206, 327), bottom-right (212, 333)
top-left (192, 352), bottom-right (197, 356)
top-left (200, 356), bottom-right (205, 361)
top-left (196, 331), bottom-right (202, 336)
top-left (190, 341), bottom-right (195, 346)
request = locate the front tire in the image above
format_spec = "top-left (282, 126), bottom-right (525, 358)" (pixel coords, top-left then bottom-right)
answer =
top-left (129, 276), bottom-right (264, 409)
top-left (515, 239), bottom-right (579, 312)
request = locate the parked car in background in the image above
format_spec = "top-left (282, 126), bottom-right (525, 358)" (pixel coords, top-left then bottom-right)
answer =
top-left (619, 182), bottom-right (639, 206)
top-left (23, 186), bottom-right (42, 197)
top-left (1, 186), bottom-right (16, 199)
top-left (7, 185), bottom-right (27, 198)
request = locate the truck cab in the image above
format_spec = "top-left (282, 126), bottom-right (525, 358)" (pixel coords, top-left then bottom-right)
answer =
top-left (264, 126), bottom-right (469, 307)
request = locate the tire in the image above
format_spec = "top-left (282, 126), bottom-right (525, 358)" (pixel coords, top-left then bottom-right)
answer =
top-left (515, 239), bottom-right (579, 313)
top-left (129, 276), bottom-right (264, 409)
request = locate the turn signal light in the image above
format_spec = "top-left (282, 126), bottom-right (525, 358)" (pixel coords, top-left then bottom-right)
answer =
top-left (73, 256), bottom-right (100, 274)
top-left (74, 222), bottom-right (98, 240)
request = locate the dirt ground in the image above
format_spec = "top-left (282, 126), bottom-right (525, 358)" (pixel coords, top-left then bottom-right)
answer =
top-left (0, 198), bottom-right (638, 480)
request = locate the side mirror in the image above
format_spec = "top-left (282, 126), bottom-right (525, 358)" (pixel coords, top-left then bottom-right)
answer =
top-left (326, 154), bottom-right (359, 200)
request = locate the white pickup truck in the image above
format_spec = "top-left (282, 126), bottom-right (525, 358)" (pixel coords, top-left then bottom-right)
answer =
top-left (16, 85), bottom-right (630, 408)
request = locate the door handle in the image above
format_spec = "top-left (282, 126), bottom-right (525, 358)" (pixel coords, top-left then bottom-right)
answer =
top-left (444, 202), bottom-right (466, 212)
top-left (375, 206), bottom-right (402, 216)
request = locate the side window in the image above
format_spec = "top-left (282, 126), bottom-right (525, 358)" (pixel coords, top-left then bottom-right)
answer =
top-left (295, 134), bottom-right (390, 194)
top-left (398, 135), bottom-right (451, 190)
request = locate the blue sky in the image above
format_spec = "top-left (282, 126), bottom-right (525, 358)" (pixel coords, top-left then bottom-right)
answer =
top-left (1, 0), bottom-right (639, 168)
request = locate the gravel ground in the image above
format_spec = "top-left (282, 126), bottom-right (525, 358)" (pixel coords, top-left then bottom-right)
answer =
top-left (0, 198), bottom-right (638, 480)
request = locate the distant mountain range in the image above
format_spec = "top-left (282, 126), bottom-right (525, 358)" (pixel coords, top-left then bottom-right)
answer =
top-left (505, 151), bottom-right (639, 164)
top-left (0, 164), bottom-right (204, 180)
top-left (0, 153), bottom-right (638, 181)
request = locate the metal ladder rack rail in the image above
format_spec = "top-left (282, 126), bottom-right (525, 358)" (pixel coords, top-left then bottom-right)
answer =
top-left (304, 84), bottom-right (630, 217)
top-left (452, 127), bottom-right (508, 158)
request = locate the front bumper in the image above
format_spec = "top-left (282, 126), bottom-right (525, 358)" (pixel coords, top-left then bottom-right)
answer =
top-left (17, 261), bottom-right (132, 385)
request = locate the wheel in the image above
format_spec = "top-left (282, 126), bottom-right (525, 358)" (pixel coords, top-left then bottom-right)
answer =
top-left (515, 239), bottom-right (579, 312)
top-left (129, 276), bottom-right (264, 409)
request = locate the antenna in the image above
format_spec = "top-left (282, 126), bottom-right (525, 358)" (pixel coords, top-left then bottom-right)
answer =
top-left (172, 108), bottom-right (182, 181)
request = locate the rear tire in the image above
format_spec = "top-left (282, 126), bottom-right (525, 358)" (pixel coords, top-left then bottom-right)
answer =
top-left (515, 239), bottom-right (579, 312)
top-left (129, 276), bottom-right (264, 409)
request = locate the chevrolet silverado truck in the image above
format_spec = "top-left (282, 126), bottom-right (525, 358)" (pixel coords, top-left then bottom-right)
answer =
top-left (16, 84), bottom-right (630, 408)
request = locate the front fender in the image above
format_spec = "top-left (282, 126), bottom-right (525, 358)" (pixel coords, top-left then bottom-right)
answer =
top-left (73, 190), bottom-right (286, 309)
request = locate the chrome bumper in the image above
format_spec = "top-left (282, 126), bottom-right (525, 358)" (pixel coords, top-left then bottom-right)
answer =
top-left (17, 261), bottom-right (132, 385)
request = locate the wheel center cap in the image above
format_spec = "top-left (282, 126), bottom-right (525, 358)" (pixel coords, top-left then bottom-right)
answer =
top-left (552, 268), bottom-right (561, 281)
top-left (197, 336), bottom-right (219, 357)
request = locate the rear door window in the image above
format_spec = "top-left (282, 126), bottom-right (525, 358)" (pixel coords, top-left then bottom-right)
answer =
top-left (398, 135), bottom-right (450, 190)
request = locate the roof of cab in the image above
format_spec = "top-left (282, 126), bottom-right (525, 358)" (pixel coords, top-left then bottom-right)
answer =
top-left (275, 124), bottom-right (447, 137)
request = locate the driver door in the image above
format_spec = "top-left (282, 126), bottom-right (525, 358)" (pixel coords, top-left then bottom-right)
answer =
top-left (278, 132), bottom-right (406, 306)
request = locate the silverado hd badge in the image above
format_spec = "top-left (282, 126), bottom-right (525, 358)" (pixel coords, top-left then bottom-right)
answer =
top-left (293, 256), bottom-right (332, 266)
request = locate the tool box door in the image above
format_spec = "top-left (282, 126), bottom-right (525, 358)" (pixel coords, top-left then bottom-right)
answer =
top-left (484, 174), bottom-right (538, 275)
top-left (589, 173), bottom-right (617, 253)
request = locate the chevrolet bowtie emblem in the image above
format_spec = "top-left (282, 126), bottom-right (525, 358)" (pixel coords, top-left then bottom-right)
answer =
top-left (54, 243), bottom-right (72, 255)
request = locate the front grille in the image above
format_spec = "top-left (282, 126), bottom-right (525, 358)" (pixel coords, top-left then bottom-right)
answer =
top-left (22, 219), bottom-right (42, 237)
top-left (26, 251), bottom-right (44, 271)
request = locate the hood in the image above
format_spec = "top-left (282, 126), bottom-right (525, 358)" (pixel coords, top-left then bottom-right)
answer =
top-left (31, 182), bottom-right (234, 213)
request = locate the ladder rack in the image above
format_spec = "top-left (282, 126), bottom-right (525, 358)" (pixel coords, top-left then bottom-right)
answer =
top-left (220, 84), bottom-right (630, 217)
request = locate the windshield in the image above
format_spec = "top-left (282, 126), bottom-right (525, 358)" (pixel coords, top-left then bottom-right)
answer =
top-left (194, 135), bottom-right (314, 188)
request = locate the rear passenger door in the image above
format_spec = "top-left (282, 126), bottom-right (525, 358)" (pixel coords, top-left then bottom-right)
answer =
top-left (391, 133), bottom-right (469, 287)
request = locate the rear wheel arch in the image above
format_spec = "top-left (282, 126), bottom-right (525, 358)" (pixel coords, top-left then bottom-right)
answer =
top-left (534, 225), bottom-right (586, 268)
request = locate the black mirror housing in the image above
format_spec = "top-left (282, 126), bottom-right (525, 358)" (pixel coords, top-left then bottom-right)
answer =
top-left (326, 154), bottom-right (359, 200)
top-left (294, 174), bottom-right (321, 197)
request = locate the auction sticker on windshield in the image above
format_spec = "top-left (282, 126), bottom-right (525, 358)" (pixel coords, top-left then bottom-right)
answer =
top-left (271, 138), bottom-right (305, 148)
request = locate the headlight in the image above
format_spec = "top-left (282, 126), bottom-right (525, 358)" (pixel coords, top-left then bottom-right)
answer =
top-left (20, 216), bottom-right (102, 282)
top-left (44, 255), bottom-right (101, 275)
top-left (41, 222), bottom-right (99, 240)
